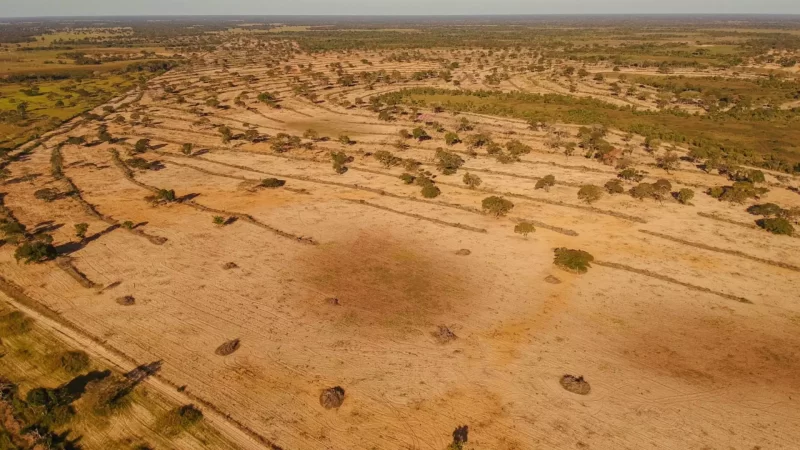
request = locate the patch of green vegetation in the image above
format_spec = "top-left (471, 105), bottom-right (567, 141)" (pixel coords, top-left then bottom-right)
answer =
top-left (378, 87), bottom-right (800, 172)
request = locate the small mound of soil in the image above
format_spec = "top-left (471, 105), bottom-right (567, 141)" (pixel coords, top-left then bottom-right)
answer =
top-left (222, 262), bottom-right (238, 270)
top-left (116, 295), bottom-right (135, 306)
top-left (455, 249), bottom-right (471, 256)
top-left (215, 338), bottom-right (241, 356)
top-left (325, 297), bottom-right (340, 306)
top-left (432, 325), bottom-right (457, 344)
top-left (319, 386), bottom-right (345, 409)
top-left (544, 275), bottom-right (562, 284)
top-left (560, 375), bottom-right (591, 395)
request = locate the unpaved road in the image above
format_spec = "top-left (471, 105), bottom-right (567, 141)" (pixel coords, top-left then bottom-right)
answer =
top-left (0, 291), bottom-right (271, 450)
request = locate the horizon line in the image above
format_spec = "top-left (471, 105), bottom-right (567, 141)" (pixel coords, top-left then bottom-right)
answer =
top-left (4, 13), bottom-right (800, 20)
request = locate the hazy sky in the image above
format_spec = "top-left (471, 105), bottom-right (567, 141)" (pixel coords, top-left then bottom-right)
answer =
top-left (3, 0), bottom-right (799, 17)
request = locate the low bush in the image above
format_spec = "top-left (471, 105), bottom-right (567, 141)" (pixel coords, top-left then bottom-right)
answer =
top-left (756, 217), bottom-right (794, 236)
top-left (58, 351), bottom-right (90, 374)
top-left (74, 223), bottom-right (89, 239)
top-left (747, 203), bottom-right (783, 216)
top-left (535, 175), bottom-right (556, 192)
top-left (675, 188), bottom-right (695, 205)
top-left (373, 150), bottom-right (402, 168)
top-left (553, 248), bottom-right (594, 274)
top-left (482, 196), bottom-right (514, 217)
top-left (514, 222), bottom-right (535, 237)
top-left (14, 240), bottom-right (57, 264)
top-left (34, 188), bottom-right (59, 202)
top-left (420, 184), bottom-right (441, 198)
top-left (435, 149), bottom-right (464, 175)
top-left (0, 310), bottom-right (33, 336)
top-left (260, 178), bottom-right (286, 188)
top-left (604, 179), bottom-right (624, 194)
top-left (399, 173), bottom-right (416, 184)
top-left (577, 185), bottom-right (603, 204)
top-left (82, 375), bottom-right (133, 416)
top-left (158, 404), bottom-right (203, 436)
top-left (462, 172), bottom-right (482, 189)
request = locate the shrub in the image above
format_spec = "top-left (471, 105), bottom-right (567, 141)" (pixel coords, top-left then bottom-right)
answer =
top-left (58, 351), bottom-right (90, 374)
top-left (485, 142), bottom-right (503, 156)
top-left (630, 183), bottom-right (655, 200)
top-left (462, 172), bottom-right (482, 189)
top-left (156, 189), bottom-right (176, 202)
top-left (652, 179), bottom-right (672, 201)
top-left (676, 188), bottom-right (695, 205)
top-left (435, 149), bottom-right (464, 175)
top-left (656, 151), bottom-right (679, 172)
top-left (212, 216), bottom-right (225, 225)
top-left (707, 182), bottom-right (767, 203)
top-left (444, 132), bottom-right (460, 145)
top-left (34, 188), bottom-right (59, 202)
top-left (74, 223), bottom-right (89, 239)
top-left (757, 217), bottom-right (794, 236)
top-left (0, 310), bottom-right (33, 336)
top-left (158, 404), bottom-right (203, 436)
top-left (15, 241), bottom-right (57, 264)
top-left (303, 129), bottom-right (320, 140)
top-left (747, 203), bottom-right (783, 216)
top-left (465, 133), bottom-right (491, 149)
top-left (618, 168), bottom-right (645, 182)
top-left (482, 196), bottom-right (514, 217)
top-left (121, 221), bottom-right (134, 230)
top-left (331, 151), bottom-right (353, 174)
top-left (260, 178), bottom-right (286, 188)
top-left (506, 140), bottom-right (532, 157)
top-left (420, 184), bottom-right (441, 198)
top-left (535, 175), bottom-right (555, 192)
top-left (514, 222), bottom-right (535, 237)
top-left (373, 150), bottom-right (401, 168)
top-left (83, 375), bottom-right (133, 416)
top-left (126, 157), bottom-right (160, 170)
top-left (181, 143), bottom-right (193, 155)
top-left (577, 185), bottom-right (603, 204)
top-left (133, 139), bottom-right (150, 153)
top-left (2, 219), bottom-right (27, 241)
top-left (412, 127), bottom-right (430, 141)
top-left (337, 134), bottom-right (353, 146)
top-left (604, 179), bottom-right (624, 194)
top-left (399, 173), bottom-right (416, 184)
top-left (553, 248), bottom-right (594, 274)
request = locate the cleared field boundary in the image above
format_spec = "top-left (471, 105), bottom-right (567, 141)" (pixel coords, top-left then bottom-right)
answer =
top-left (698, 211), bottom-right (800, 241)
top-left (344, 199), bottom-right (488, 233)
top-left (55, 256), bottom-right (99, 289)
top-left (109, 149), bottom-right (317, 245)
top-left (593, 260), bottom-right (753, 304)
top-left (639, 229), bottom-right (800, 272)
top-left (151, 149), bottom-right (580, 237)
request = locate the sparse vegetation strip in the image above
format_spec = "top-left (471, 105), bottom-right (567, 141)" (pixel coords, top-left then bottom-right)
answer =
top-left (639, 229), bottom-right (800, 272)
top-left (594, 260), bottom-right (753, 304)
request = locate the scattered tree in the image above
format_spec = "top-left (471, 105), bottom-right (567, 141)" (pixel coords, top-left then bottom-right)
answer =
top-left (577, 185), bottom-right (603, 204)
top-left (553, 248), bottom-right (594, 274)
top-left (462, 172), bottom-right (482, 189)
top-left (74, 223), bottom-right (89, 240)
top-left (535, 175), bottom-right (556, 192)
top-left (482, 196), bottom-right (514, 217)
top-left (514, 222), bottom-right (536, 238)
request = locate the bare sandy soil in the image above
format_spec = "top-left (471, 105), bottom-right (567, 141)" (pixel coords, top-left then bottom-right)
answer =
top-left (2, 43), bottom-right (799, 450)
